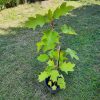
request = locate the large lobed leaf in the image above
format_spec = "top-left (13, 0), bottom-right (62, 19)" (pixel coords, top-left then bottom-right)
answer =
top-left (25, 2), bottom-right (74, 30)
top-left (25, 14), bottom-right (49, 29)
top-left (45, 66), bottom-right (54, 72)
top-left (61, 24), bottom-right (77, 35)
top-left (45, 60), bottom-right (55, 72)
top-left (50, 70), bottom-right (59, 82)
top-left (43, 30), bottom-right (59, 51)
top-left (36, 41), bottom-right (44, 52)
top-left (60, 62), bottom-right (75, 74)
top-left (57, 77), bottom-right (66, 89)
top-left (53, 2), bottom-right (74, 19)
top-left (48, 50), bottom-right (67, 62)
top-left (37, 54), bottom-right (49, 62)
top-left (47, 60), bottom-right (55, 67)
top-left (37, 30), bottom-right (59, 52)
top-left (52, 85), bottom-right (57, 90)
top-left (66, 48), bottom-right (79, 60)
top-left (38, 71), bottom-right (49, 82)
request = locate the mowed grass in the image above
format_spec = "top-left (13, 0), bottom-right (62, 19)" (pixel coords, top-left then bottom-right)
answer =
top-left (0, 1), bottom-right (100, 100)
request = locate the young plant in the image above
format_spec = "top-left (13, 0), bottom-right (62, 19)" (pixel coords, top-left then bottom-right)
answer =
top-left (25, 2), bottom-right (79, 91)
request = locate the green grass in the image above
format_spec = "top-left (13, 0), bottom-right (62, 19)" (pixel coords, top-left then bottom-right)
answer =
top-left (0, 1), bottom-right (100, 100)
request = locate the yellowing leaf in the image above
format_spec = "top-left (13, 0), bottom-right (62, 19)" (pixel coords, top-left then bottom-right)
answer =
top-left (57, 77), bottom-right (66, 89)
top-left (66, 48), bottom-right (79, 60)
top-left (36, 41), bottom-right (44, 52)
top-left (45, 60), bottom-right (55, 72)
top-left (50, 70), bottom-right (59, 82)
top-left (59, 51), bottom-right (67, 62)
top-left (60, 62), bottom-right (75, 74)
top-left (45, 66), bottom-right (54, 72)
top-left (47, 60), bottom-right (55, 67)
top-left (37, 54), bottom-right (49, 62)
top-left (61, 24), bottom-right (77, 35)
top-left (38, 71), bottom-right (49, 82)
top-left (48, 81), bottom-right (52, 87)
top-left (48, 50), bottom-right (58, 59)
top-left (52, 85), bottom-right (57, 90)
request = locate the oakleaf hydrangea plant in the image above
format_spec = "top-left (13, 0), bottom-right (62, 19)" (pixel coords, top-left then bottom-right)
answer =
top-left (25, 2), bottom-right (79, 92)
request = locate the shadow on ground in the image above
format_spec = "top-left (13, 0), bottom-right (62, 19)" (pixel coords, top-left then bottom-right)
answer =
top-left (0, 4), bottom-right (100, 100)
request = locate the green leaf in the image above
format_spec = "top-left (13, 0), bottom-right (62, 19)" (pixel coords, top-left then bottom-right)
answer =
top-left (60, 2), bottom-right (74, 16)
top-left (59, 51), bottom-right (67, 62)
top-left (42, 30), bottom-right (59, 51)
top-left (36, 41), bottom-right (44, 52)
top-left (25, 14), bottom-right (46, 29)
top-left (48, 50), bottom-right (67, 63)
top-left (52, 85), bottom-right (57, 90)
top-left (60, 62), bottom-right (75, 74)
top-left (50, 70), bottom-right (59, 82)
top-left (43, 9), bottom-right (53, 23)
top-left (45, 60), bottom-right (55, 72)
top-left (53, 2), bottom-right (74, 19)
top-left (38, 71), bottom-right (49, 82)
top-left (61, 24), bottom-right (77, 35)
top-left (53, 7), bottom-right (60, 19)
top-left (48, 81), bottom-right (52, 87)
top-left (48, 50), bottom-right (58, 59)
top-left (48, 50), bottom-right (55, 58)
top-left (45, 66), bottom-right (54, 72)
top-left (36, 14), bottom-right (46, 27)
top-left (37, 54), bottom-right (49, 62)
top-left (66, 48), bottom-right (79, 60)
top-left (47, 9), bottom-right (53, 21)
top-left (47, 60), bottom-right (55, 67)
top-left (57, 77), bottom-right (66, 89)
top-left (25, 3), bottom-right (74, 29)
top-left (49, 50), bottom-right (67, 60)
top-left (25, 17), bottom-right (37, 29)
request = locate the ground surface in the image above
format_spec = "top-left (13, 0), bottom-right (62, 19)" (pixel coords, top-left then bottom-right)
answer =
top-left (0, 0), bottom-right (100, 100)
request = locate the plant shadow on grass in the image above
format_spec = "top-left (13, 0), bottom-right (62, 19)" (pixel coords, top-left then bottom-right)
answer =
top-left (0, 4), bottom-right (100, 100)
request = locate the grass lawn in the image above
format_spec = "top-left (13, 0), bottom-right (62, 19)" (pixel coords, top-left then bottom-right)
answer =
top-left (0, 1), bottom-right (100, 100)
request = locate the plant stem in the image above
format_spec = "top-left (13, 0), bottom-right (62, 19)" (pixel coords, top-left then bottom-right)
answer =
top-left (50, 20), bottom-right (61, 69)
top-left (57, 45), bottom-right (61, 68)
top-left (50, 20), bottom-right (54, 30)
